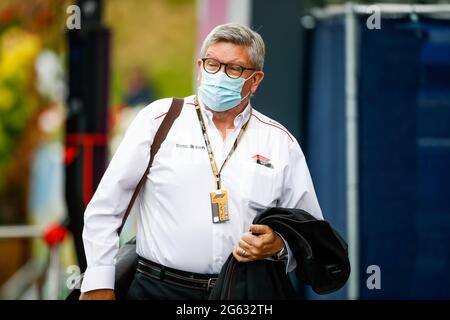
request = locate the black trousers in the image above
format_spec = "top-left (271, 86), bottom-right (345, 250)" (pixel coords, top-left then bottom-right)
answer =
top-left (127, 270), bottom-right (212, 300)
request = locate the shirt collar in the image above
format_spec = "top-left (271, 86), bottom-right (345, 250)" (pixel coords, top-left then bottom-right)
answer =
top-left (196, 95), bottom-right (252, 128)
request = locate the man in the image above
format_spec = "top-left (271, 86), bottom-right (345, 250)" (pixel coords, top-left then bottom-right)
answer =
top-left (80, 23), bottom-right (323, 300)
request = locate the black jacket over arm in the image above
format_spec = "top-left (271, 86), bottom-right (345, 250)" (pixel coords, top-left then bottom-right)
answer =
top-left (209, 207), bottom-right (350, 300)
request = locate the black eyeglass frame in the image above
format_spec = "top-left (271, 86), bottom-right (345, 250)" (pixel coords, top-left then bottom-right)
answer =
top-left (201, 57), bottom-right (257, 79)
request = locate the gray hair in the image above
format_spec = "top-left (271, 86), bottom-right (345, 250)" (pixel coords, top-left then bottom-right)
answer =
top-left (200, 23), bottom-right (265, 70)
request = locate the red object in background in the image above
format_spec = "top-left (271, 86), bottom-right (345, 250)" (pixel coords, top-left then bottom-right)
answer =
top-left (65, 133), bottom-right (108, 207)
top-left (43, 224), bottom-right (68, 247)
top-left (64, 146), bottom-right (79, 166)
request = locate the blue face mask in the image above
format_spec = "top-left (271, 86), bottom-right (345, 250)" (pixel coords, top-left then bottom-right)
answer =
top-left (198, 69), bottom-right (255, 112)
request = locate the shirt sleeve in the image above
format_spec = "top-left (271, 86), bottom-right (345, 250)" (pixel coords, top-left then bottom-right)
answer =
top-left (80, 102), bottom-right (163, 293)
top-left (278, 138), bottom-right (324, 273)
top-left (279, 234), bottom-right (297, 273)
top-left (280, 138), bottom-right (323, 219)
top-left (267, 232), bottom-right (296, 273)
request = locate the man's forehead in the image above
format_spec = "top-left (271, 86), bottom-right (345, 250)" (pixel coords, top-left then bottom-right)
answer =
top-left (204, 42), bottom-right (249, 65)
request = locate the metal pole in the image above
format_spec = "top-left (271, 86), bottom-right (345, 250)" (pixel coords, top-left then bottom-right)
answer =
top-left (0, 225), bottom-right (45, 238)
top-left (47, 245), bottom-right (61, 300)
top-left (353, 3), bottom-right (450, 15)
top-left (345, 2), bottom-right (359, 300)
top-left (311, 3), bottom-right (450, 18)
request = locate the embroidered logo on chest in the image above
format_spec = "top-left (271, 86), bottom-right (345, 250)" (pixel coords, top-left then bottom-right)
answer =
top-left (252, 154), bottom-right (274, 169)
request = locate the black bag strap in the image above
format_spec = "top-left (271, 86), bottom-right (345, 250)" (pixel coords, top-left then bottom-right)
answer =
top-left (117, 97), bottom-right (184, 235)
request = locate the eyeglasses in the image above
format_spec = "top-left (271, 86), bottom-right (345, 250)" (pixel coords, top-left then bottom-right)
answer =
top-left (201, 58), bottom-right (256, 79)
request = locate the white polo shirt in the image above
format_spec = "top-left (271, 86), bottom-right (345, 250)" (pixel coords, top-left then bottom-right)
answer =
top-left (81, 95), bottom-right (323, 292)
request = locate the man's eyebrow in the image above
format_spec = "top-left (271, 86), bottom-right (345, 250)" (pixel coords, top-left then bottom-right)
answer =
top-left (230, 59), bottom-right (247, 66)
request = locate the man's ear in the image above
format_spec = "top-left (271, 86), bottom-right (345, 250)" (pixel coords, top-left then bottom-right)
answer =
top-left (196, 59), bottom-right (203, 81)
top-left (251, 71), bottom-right (265, 93)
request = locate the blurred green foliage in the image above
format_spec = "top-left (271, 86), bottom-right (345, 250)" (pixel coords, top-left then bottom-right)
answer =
top-left (106, 0), bottom-right (196, 105)
top-left (0, 26), bottom-right (41, 192)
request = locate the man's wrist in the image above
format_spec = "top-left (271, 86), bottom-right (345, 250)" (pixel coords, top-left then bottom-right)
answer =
top-left (273, 246), bottom-right (287, 261)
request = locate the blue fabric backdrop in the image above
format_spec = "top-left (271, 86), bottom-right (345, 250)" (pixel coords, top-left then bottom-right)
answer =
top-left (306, 16), bottom-right (450, 299)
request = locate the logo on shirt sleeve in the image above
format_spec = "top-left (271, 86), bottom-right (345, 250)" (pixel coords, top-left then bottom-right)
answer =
top-left (252, 154), bottom-right (274, 169)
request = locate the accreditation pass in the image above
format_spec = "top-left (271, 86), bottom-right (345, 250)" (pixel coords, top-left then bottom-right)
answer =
top-left (210, 189), bottom-right (229, 223)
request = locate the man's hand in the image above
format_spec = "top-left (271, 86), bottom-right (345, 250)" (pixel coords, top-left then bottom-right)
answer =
top-left (79, 289), bottom-right (116, 300)
top-left (233, 224), bottom-right (284, 262)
